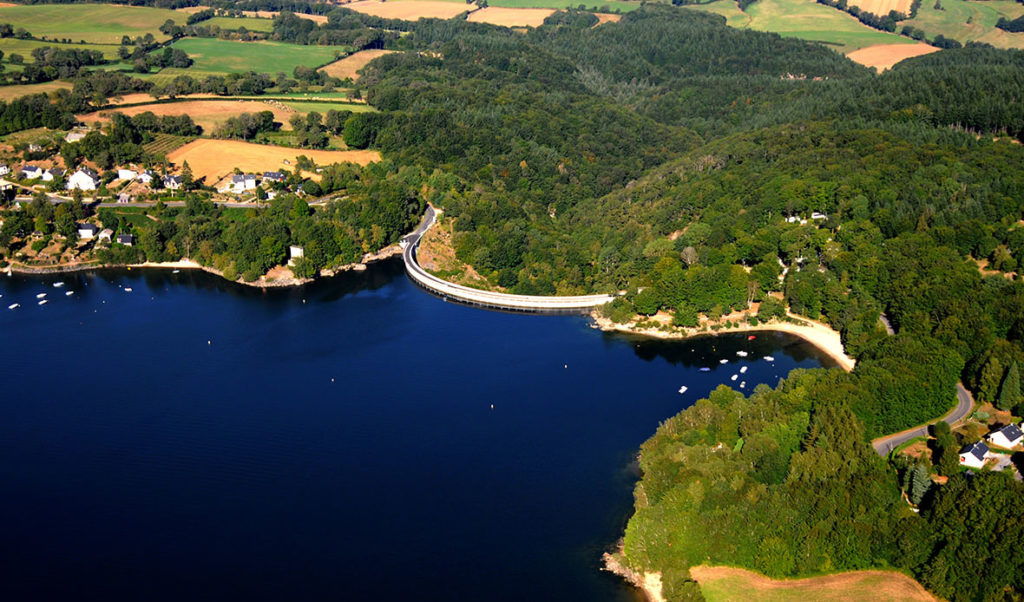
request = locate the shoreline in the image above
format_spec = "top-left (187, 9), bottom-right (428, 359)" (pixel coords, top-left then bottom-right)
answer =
top-left (589, 310), bottom-right (856, 373)
top-left (602, 547), bottom-right (666, 602)
top-left (5, 244), bottom-right (402, 288)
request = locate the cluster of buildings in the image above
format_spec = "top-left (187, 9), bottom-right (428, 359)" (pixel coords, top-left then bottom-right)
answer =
top-left (958, 422), bottom-right (1024, 469)
top-left (76, 222), bottom-right (133, 246)
top-left (218, 171), bottom-right (285, 195)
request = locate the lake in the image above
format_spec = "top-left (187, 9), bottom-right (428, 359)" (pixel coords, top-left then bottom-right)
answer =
top-left (0, 260), bottom-right (834, 601)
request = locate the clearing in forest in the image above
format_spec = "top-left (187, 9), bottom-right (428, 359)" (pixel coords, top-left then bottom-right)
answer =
top-left (166, 138), bottom-right (380, 181)
top-left (687, 0), bottom-right (913, 52)
top-left (77, 100), bottom-right (299, 135)
top-left (0, 3), bottom-right (182, 44)
top-left (168, 38), bottom-right (343, 75)
top-left (846, 42), bottom-right (939, 70)
top-left (845, 0), bottom-right (913, 17)
top-left (467, 7), bottom-right (556, 27)
top-left (690, 566), bottom-right (936, 602)
top-left (342, 0), bottom-right (472, 21)
top-left (319, 49), bottom-right (397, 81)
top-left (899, 0), bottom-right (1024, 49)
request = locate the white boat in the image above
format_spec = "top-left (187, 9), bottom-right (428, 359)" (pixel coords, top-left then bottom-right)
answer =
top-left (740, 381), bottom-right (746, 388)
top-left (719, 359), bottom-right (729, 364)
top-left (699, 367), bottom-right (711, 372)
top-left (38, 299), bottom-right (47, 305)
top-left (8, 303), bottom-right (19, 309)
top-left (730, 374), bottom-right (738, 381)
top-left (740, 366), bottom-right (748, 374)
top-left (172, 269), bottom-right (180, 274)
top-left (678, 386), bottom-right (688, 394)
top-left (35, 293), bottom-right (46, 299)
top-left (736, 351), bottom-right (748, 357)
top-left (125, 288), bottom-right (133, 292)
top-left (763, 356), bottom-right (775, 362)
top-left (65, 291), bottom-right (74, 296)
top-left (53, 282), bottom-right (64, 288)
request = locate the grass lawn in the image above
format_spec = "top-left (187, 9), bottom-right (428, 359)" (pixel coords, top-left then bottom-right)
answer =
top-left (0, 38), bottom-right (123, 61)
top-left (278, 100), bottom-right (375, 113)
top-left (487, 0), bottom-right (639, 10)
top-left (691, 566), bottom-right (935, 602)
top-left (201, 17), bottom-right (275, 32)
top-left (0, 81), bottom-right (73, 102)
top-left (168, 38), bottom-right (344, 75)
top-left (687, 0), bottom-right (913, 52)
top-left (901, 0), bottom-right (1024, 48)
top-left (100, 207), bottom-right (153, 229)
top-left (0, 4), bottom-right (182, 44)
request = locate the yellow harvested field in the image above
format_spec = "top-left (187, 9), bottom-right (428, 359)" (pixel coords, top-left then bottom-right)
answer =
top-left (594, 13), bottom-right (622, 25)
top-left (846, 0), bottom-right (913, 16)
top-left (846, 42), bottom-right (939, 70)
top-left (78, 100), bottom-right (298, 134)
top-left (320, 49), bottom-right (397, 80)
top-left (467, 7), bottom-right (555, 27)
top-left (0, 80), bottom-right (73, 102)
top-left (241, 9), bottom-right (327, 23)
top-left (342, 0), bottom-right (470, 20)
top-left (691, 566), bottom-right (936, 602)
top-left (167, 138), bottom-right (380, 181)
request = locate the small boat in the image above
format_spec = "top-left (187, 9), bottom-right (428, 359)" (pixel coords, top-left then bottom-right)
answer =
top-left (763, 356), bottom-right (775, 362)
top-left (38, 299), bottom-right (47, 306)
top-left (124, 288), bottom-right (133, 292)
top-left (699, 367), bottom-right (711, 372)
top-left (8, 303), bottom-right (19, 309)
top-left (739, 366), bottom-right (748, 374)
top-left (719, 359), bottom-right (729, 364)
top-left (53, 282), bottom-right (64, 288)
top-left (747, 335), bottom-right (756, 340)
top-left (172, 269), bottom-right (180, 274)
top-left (65, 290), bottom-right (74, 296)
top-left (678, 386), bottom-right (688, 394)
top-left (730, 374), bottom-right (738, 381)
top-left (35, 293), bottom-right (46, 299)
top-left (740, 381), bottom-right (746, 388)
top-left (736, 351), bottom-right (748, 357)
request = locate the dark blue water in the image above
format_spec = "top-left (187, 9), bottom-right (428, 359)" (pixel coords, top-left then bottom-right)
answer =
top-left (0, 260), bottom-right (832, 601)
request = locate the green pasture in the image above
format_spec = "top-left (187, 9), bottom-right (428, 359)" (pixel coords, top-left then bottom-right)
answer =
top-left (902, 0), bottom-right (1024, 48)
top-left (0, 38), bottom-right (123, 61)
top-left (201, 17), bottom-right (275, 32)
top-left (168, 38), bottom-right (343, 75)
top-left (487, 0), bottom-right (640, 11)
top-left (0, 4), bottom-right (182, 44)
top-left (279, 100), bottom-right (375, 113)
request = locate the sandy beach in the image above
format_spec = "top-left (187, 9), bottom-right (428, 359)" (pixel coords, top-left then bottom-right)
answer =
top-left (590, 310), bottom-right (856, 373)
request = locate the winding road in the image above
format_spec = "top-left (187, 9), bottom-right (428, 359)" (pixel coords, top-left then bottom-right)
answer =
top-left (401, 206), bottom-right (618, 312)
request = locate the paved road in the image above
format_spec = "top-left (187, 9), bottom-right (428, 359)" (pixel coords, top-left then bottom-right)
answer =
top-left (872, 382), bottom-right (975, 456)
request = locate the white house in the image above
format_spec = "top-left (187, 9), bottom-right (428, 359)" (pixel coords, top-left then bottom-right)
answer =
top-left (138, 170), bottom-right (154, 185)
top-left (228, 174), bottom-right (258, 193)
top-left (66, 168), bottom-right (99, 191)
top-left (263, 171), bottom-right (285, 183)
top-left (98, 228), bottom-right (113, 243)
top-left (116, 233), bottom-right (133, 247)
top-left (163, 175), bottom-right (182, 190)
top-left (987, 424), bottom-right (1023, 449)
top-left (117, 193), bottom-right (132, 204)
top-left (959, 441), bottom-right (990, 469)
top-left (77, 222), bottom-right (99, 240)
top-left (65, 131), bottom-right (86, 143)
top-left (117, 169), bottom-right (138, 181)
top-left (810, 212), bottom-right (828, 220)
top-left (288, 245), bottom-right (304, 266)
top-left (0, 164), bottom-right (10, 176)
top-left (21, 165), bottom-right (42, 179)
top-left (41, 168), bottom-right (63, 182)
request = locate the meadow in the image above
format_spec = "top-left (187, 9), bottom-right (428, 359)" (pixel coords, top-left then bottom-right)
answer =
top-left (0, 4), bottom-right (182, 44)
top-left (0, 80), bottom-right (72, 102)
top-left (688, 0), bottom-right (913, 51)
top-left (901, 0), bottom-right (1024, 48)
top-left (167, 39), bottom-right (343, 75)
top-left (486, 0), bottom-right (639, 10)
top-left (201, 17), bottom-right (275, 32)
top-left (319, 49), bottom-right (396, 81)
top-left (690, 566), bottom-right (936, 602)
top-left (0, 38), bottom-right (123, 60)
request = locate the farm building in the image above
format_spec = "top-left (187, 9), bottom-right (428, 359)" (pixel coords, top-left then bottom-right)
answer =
top-left (77, 223), bottom-right (99, 239)
top-left (959, 441), bottom-right (990, 469)
top-left (66, 168), bottom-right (99, 191)
top-left (987, 424), bottom-right (1023, 449)
top-left (118, 169), bottom-right (138, 181)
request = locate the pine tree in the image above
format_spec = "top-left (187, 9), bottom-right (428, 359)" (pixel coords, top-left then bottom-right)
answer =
top-left (979, 356), bottom-right (1004, 404)
top-left (997, 361), bottom-right (1020, 411)
top-left (181, 160), bottom-right (193, 191)
top-left (909, 464), bottom-right (931, 505)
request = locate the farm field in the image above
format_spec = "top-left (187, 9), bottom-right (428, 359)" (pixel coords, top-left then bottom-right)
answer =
top-left (319, 49), bottom-right (397, 81)
top-left (168, 39), bottom-right (343, 75)
top-left (688, 0), bottom-right (914, 52)
top-left (467, 6), bottom-right (556, 26)
top-left (0, 81), bottom-right (72, 102)
top-left (0, 38), bottom-right (123, 60)
top-left (278, 101), bottom-right (375, 114)
top-left (846, 0), bottom-right (913, 16)
top-left (166, 138), bottom-right (380, 181)
top-left (201, 17), bottom-right (275, 32)
top-left (486, 0), bottom-right (638, 10)
top-left (690, 566), bottom-right (936, 602)
top-left (235, 10), bottom-right (328, 23)
top-left (142, 133), bottom-right (193, 157)
top-left (78, 100), bottom-right (300, 134)
top-left (343, 0), bottom-right (474, 20)
top-left (846, 42), bottom-right (939, 70)
top-left (0, 4), bottom-right (182, 44)
top-left (901, 0), bottom-right (1024, 48)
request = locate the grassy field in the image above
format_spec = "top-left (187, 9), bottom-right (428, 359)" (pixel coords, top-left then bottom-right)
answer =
top-left (0, 38), bottom-right (123, 61)
top-left (278, 101), bottom-right (375, 113)
top-left (0, 81), bottom-right (73, 102)
top-left (691, 566), bottom-right (936, 602)
top-left (486, 0), bottom-right (639, 10)
top-left (201, 17), bottom-right (275, 32)
top-left (688, 0), bottom-right (913, 51)
top-left (0, 4), bottom-right (182, 44)
top-left (168, 38), bottom-right (344, 75)
top-left (901, 0), bottom-right (1024, 49)
top-left (319, 49), bottom-right (397, 81)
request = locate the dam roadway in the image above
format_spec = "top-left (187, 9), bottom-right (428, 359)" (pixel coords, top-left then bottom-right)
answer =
top-left (401, 206), bottom-right (617, 312)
